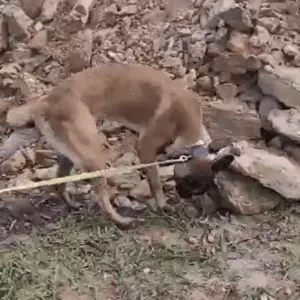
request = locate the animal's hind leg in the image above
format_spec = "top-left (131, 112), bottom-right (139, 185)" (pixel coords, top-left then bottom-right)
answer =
top-left (48, 109), bottom-right (140, 227)
top-left (54, 154), bottom-right (81, 209)
top-left (69, 140), bottom-right (140, 227)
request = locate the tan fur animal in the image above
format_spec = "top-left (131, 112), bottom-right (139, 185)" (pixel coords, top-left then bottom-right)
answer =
top-left (16, 63), bottom-right (213, 227)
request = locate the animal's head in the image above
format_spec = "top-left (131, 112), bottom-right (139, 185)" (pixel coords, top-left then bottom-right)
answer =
top-left (173, 145), bottom-right (234, 199)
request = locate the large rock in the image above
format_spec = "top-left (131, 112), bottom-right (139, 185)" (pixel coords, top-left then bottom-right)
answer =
top-left (109, 152), bottom-right (141, 189)
top-left (283, 144), bottom-right (300, 163)
top-left (7, 72), bottom-right (50, 128)
top-left (203, 102), bottom-right (261, 141)
top-left (0, 128), bottom-right (40, 163)
top-left (3, 5), bottom-right (33, 41)
top-left (256, 96), bottom-right (283, 132)
top-left (258, 66), bottom-right (300, 108)
top-left (0, 16), bottom-right (9, 53)
top-left (6, 103), bottom-right (33, 128)
top-left (69, 29), bottom-right (93, 73)
top-left (268, 109), bottom-right (300, 144)
top-left (212, 52), bottom-right (261, 74)
top-left (227, 30), bottom-right (251, 55)
top-left (28, 30), bottom-right (48, 50)
top-left (249, 25), bottom-right (270, 50)
top-left (210, 171), bottom-right (283, 214)
top-left (1, 150), bottom-right (27, 174)
top-left (19, 0), bottom-right (44, 19)
top-left (228, 141), bottom-right (300, 200)
top-left (71, 0), bottom-right (96, 24)
top-left (40, 0), bottom-right (60, 22)
top-left (203, 0), bottom-right (253, 31)
top-left (18, 72), bottom-right (50, 98)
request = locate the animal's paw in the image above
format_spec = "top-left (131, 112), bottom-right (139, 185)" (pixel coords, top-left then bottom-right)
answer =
top-left (115, 216), bottom-right (145, 230)
top-left (147, 199), bottom-right (158, 212)
top-left (159, 203), bottom-right (175, 214)
top-left (62, 191), bottom-right (82, 209)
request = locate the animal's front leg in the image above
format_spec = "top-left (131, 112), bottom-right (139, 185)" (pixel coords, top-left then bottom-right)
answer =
top-left (144, 165), bottom-right (167, 211)
top-left (55, 154), bottom-right (82, 209)
top-left (138, 132), bottom-right (174, 214)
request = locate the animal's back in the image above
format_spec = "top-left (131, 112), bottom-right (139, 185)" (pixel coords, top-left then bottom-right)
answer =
top-left (38, 63), bottom-right (201, 130)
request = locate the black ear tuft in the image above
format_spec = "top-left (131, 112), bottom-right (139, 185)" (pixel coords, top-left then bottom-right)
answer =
top-left (211, 155), bottom-right (234, 172)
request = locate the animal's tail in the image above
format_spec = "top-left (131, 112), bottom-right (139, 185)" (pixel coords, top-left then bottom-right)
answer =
top-left (6, 99), bottom-right (41, 128)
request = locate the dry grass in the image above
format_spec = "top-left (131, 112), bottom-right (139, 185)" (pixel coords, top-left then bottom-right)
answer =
top-left (0, 203), bottom-right (300, 300)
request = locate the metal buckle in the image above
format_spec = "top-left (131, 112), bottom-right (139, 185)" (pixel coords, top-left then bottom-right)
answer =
top-left (178, 155), bottom-right (191, 162)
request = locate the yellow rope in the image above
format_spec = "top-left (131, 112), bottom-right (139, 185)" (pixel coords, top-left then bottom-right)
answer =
top-left (0, 156), bottom-right (188, 194)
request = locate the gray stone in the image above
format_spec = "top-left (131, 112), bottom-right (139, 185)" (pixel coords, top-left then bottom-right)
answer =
top-left (160, 55), bottom-right (183, 69)
top-left (283, 144), bottom-right (300, 162)
top-left (188, 41), bottom-right (207, 63)
top-left (267, 136), bottom-right (283, 150)
top-left (3, 5), bottom-right (33, 41)
top-left (258, 66), bottom-right (300, 108)
top-left (258, 53), bottom-right (278, 67)
top-left (283, 44), bottom-right (299, 58)
top-left (256, 96), bottom-right (283, 132)
top-left (118, 5), bottom-right (138, 16)
top-left (33, 165), bottom-right (58, 180)
top-left (205, 0), bottom-right (253, 31)
top-left (158, 165), bottom-right (174, 180)
top-left (183, 69), bottom-right (197, 89)
top-left (216, 82), bottom-right (238, 101)
top-left (239, 88), bottom-right (262, 106)
top-left (227, 30), bottom-right (250, 54)
top-left (18, 72), bottom-right (49, 98)
top-left (28, 30), bottom-right (48, 50)
top-left (100, 120), bottom-right (123, 134)
top-left (110, 152), bottom-right (140, 189)
top-left (1, 150), bottom-right (27, 174)
top-left (69, 29), bottom-right (93, 73)
top-left (215, 26), bottom-right (228, 43)
top-left (249, 25), bottom-right (270, 49)
top-left (211, 171), bottom-right (283, 214)
top-left (115, 152), bottom-right (138, 166)
top-left (196, 76), bottom-right (214, 92)
top-left (6, 103), bottom-right (33, 128)
top-left (268, 108), bottom-right (300, 144)
top-left (40, 0), bottom-right (60, 22)
top-left (0, 128), bottom-right (40, 163)
top-left (19, 0), bottom-right (44, 19)
top-left (228, 141), bottom-right (300, 200)
top-left (114, 196), bottom-right (146, 211)
top-left (129, 180), bottom-right (151, 199)
top-left (257, 17), bottom-right (280, 33)
top-left (70, 0), bottom-right (96, 24)
top-left (213, 52), bottom-right (261, 74)
top-left (0, 16), bottom-right (9, 53)
top-left (203, 101), bottom-right (261, 141)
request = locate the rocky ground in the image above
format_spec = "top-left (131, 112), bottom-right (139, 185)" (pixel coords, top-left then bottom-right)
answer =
top-left (1, 0), bottom-right (300, 299)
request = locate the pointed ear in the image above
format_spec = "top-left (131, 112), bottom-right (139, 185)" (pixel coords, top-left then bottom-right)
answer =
top-left (210, 155), bottom-right (234, 172)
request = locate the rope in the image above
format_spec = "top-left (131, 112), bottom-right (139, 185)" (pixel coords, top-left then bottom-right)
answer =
top-left (0, 156), bottom-right (189, 194)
